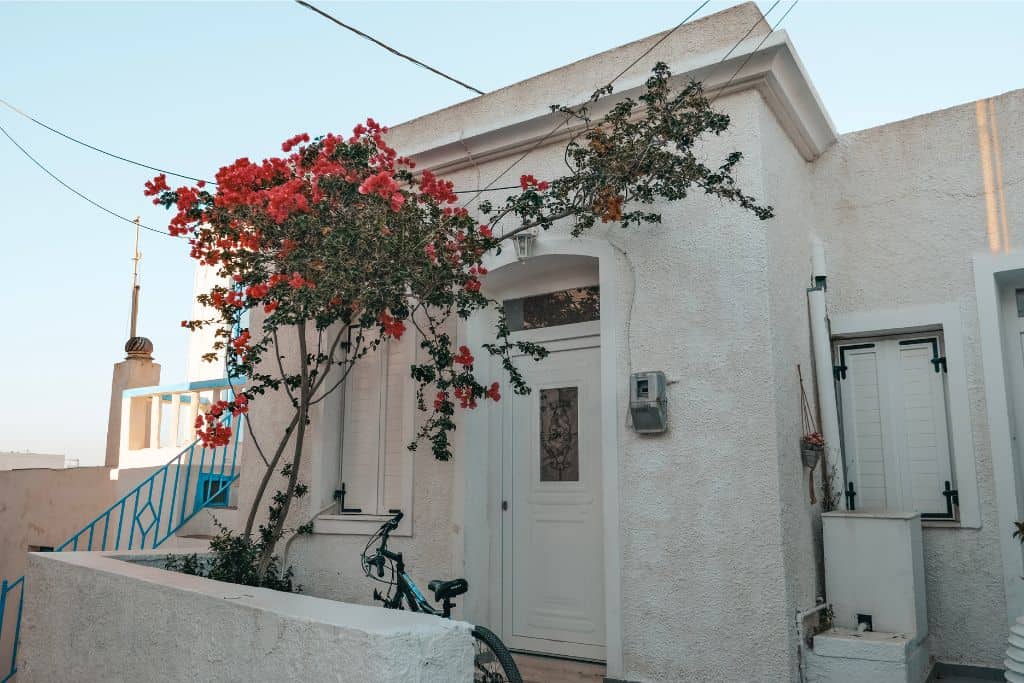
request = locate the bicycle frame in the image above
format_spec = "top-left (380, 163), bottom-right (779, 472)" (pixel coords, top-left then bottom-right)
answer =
top-left (364, 511), bottom-right (455, 618)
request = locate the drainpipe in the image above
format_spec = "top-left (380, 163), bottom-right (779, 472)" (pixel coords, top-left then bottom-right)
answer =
top-left (807, 237), bottom-right (846, 503)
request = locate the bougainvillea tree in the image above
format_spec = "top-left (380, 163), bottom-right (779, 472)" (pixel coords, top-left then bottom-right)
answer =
top-left (147, 64), bottom-right (772, 581)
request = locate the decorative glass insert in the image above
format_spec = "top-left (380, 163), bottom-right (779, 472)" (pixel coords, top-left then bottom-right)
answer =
top-left (504, 286), bottom-right (600, 331)
top-left (539, 387), bottom-right (580, 482)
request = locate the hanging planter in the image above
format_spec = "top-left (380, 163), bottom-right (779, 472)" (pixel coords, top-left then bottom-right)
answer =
top-left (801, 432), bottom-right (825, 469)
top-left (799, 365), bottom-right (825, 504)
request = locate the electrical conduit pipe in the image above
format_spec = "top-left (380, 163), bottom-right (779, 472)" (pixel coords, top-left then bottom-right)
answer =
top-left (807, 237), bottom-right (846, 504)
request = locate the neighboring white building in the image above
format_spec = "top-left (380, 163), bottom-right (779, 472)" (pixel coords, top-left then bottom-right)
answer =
top-left (0, 452), bottom-right (67, 471)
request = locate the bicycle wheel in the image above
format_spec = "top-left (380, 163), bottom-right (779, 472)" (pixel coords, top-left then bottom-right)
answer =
top-left (471, 625), bottom-right (522, 683)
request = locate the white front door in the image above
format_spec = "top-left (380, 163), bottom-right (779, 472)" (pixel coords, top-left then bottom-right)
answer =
top-left (502, 332), bottom-right (605, 661)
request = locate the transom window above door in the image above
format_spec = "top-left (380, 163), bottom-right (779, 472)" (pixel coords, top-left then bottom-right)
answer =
top-left (503, 286), bottom-right (599, 331)
top-left (834, 333), bottom-right (958, 520)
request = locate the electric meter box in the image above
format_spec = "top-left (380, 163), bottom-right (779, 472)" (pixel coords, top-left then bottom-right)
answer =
top-left (629, 371), bottom-right (667, 433)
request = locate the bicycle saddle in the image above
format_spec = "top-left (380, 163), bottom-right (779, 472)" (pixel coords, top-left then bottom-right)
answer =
top-left (428, 578), bottom-right (468, 602)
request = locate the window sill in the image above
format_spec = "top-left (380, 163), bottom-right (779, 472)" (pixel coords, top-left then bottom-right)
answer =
top-left (921, 518), bottom-right (962, 529)
top-left (313, 513), bottom-right (411, 537)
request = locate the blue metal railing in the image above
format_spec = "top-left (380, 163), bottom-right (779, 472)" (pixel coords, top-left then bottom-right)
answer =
top-left (0, 380), bottom-right (245, 680)
top-left (56, 413), bottom-right (245, 553)
top-left (0, 577), bottom-right (25, 683)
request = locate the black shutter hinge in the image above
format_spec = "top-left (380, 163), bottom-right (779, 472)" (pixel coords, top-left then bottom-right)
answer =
top-left (941, 480), bottom-right (959, 513)
top-left (845, 481), bottom-right (857, 511)
top-left (333, 483), bottom-right (362, 513)
top-left (932, 356), bottom-right (947, 374)
top-left (834, 364), bottom-right (848, 381)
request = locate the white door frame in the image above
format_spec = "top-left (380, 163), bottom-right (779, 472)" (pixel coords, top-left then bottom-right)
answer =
top-left (974, 250), bottom-right (1024, 631)
top-left (502, 325), bottom-right (604, 660)
top-left (460, 237), bottom-right (623, 676)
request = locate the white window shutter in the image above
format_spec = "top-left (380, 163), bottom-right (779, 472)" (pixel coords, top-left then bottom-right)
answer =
top-left (839, 344), bottom-right (891, 512)
top-left (341, 343), bottom-right (384, 514)
top-left (381, 333), bottom-right (415, 515)
top-left (893, 340), bottom-right (953, 516)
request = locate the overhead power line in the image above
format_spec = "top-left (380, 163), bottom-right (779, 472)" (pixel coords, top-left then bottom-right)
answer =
top-left (0, 121), bottom-right (176, 238)
top-left (0, 98), bottom-right (211, 185)
top-left (460, 0), bottom-right (712, 206)
top-left (294, 0), bottom-right (486, 96)
top-left (710, 0), bottom-right (798, 103)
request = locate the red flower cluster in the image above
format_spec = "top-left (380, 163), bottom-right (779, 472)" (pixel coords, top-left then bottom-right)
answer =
top-left (519, 174), bottom-right (550, 191)
top-left (245, 282), bottom-right (270, 299)
top-left (265, 178), bottom-right (310, 223)
top-left (453, 386), bottom-right (477, 409)
top-left (434, 391), bottom-right (447, 410)
top-left (453, 345), bottom-right (474, 367)
top-left (231, 329), bottom-right (251, 359)
top-left (358, 171), bottom-right (405, 212)
top-left (143, 173), bottom-right (170, 201)
top-left (419, 170), bottom-right (457, 205)
top-left (378, 311), bottom-right (406, 340)
top-left (194, 396), bottom-right (249, 448)
top-left (464, 278), bottom-right (481, 293)
top-left (281, 133), bottom-right (310, 152)
top-left (485, 382), bottom-right (501, 401)
top-left (287, 272), bottom-right (314, 289)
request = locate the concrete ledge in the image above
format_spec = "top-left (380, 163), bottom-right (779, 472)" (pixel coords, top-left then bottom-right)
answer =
top-left (806, 629), bottom-right (930, 683)
top-left (19, 551), bottom-right (473, 682)
top-left (813, 628), bottom-right (913, 662)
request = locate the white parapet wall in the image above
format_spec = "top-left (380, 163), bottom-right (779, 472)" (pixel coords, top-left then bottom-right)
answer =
top-left (18, 551), bottom-right (474, 682)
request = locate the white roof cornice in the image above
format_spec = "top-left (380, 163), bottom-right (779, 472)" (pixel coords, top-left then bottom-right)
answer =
top-left (388, 30), bottom-right (837, 172)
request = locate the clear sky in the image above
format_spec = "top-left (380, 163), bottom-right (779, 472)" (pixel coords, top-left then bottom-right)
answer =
top-left (1, 1), bottom-right (1022, 466)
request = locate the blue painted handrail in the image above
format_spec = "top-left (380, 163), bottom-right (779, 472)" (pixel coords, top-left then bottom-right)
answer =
top-left (56, 413), bottom-right (245, 553)
top-left (0, 577), bottom-right (25, 683)
top-left (0, 384), bottom-right (245, 680)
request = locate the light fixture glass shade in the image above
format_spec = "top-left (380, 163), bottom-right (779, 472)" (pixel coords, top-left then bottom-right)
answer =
top-left (513, 230), bottom-right (537, 260)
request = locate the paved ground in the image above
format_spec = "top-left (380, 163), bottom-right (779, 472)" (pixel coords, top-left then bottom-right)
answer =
top-left (513, 653), bottom-right (605, 683)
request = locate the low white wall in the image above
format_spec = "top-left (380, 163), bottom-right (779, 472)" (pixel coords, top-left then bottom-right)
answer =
top-left (19, 551), bottom-right (474, 682)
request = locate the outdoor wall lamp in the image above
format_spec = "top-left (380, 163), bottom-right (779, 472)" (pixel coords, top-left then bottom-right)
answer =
top-left (513, 229), bottom-right (538, 260)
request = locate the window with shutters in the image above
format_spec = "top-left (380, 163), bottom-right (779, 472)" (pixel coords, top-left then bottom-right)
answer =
top-left (834, 333), bottom-right (959, 520)
top-left (337, 332), bottom-right (415, 521)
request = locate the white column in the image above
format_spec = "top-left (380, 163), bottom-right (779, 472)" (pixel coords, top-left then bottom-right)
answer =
top-left (168, 393), bottom-right (181, 447)
top-left (149, 395), bottom-right (162, 449)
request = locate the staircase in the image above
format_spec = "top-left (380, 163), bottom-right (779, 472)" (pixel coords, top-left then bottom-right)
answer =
top-left (0, 398), bottom-right (245, 682)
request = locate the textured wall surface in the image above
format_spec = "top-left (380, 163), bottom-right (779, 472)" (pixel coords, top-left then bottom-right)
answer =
top-left (759, 94), bottom-right (825, 673)
top-left (19, 552), bottom-right (473, 683)
top-left (812, 89), bottom-right (1024, 667)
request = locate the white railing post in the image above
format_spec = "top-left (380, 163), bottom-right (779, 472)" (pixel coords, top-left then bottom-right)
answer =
top-left (149, 395), bottom-right (161, 449)
top-left (168, 393), bottom-right (182, 447)
top-left (187, 391), bottom-right (200, 443)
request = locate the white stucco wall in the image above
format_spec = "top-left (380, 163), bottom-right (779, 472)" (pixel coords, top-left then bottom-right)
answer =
top-left (759, 93), bottom-right (826, 664)
top-left (812, 89), bottom-right (1024, 668)
top-left (19, 551), bottom-right (474, 682)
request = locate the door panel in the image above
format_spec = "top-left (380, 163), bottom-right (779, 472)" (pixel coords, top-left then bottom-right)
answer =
top-left (503, 340), bottom-right (605, 661)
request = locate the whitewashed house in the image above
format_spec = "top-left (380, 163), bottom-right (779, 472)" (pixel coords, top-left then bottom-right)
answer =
top-left (8, 3), bottom-right (1024, 681)
top-left (230, 3), bottom-right (1022, 680)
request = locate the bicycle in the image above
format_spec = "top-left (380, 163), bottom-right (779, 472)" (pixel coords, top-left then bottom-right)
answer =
top-left (361, 510), bottom-right (522, 683)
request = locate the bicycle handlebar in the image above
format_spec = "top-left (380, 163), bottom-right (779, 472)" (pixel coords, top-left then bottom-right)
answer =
top-left (362, 510), bottom-right (405, 579)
